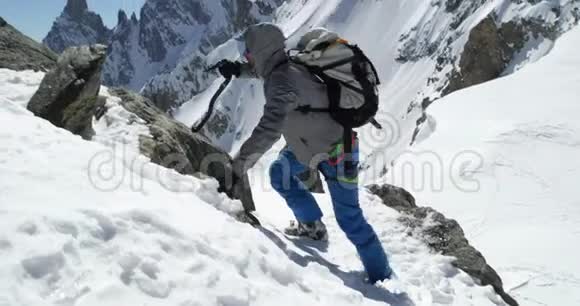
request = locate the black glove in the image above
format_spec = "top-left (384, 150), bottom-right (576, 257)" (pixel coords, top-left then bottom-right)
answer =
top-left (216, 60), bottom-right (241, 79)
top-left (218, 161), bottom-right (243, 200)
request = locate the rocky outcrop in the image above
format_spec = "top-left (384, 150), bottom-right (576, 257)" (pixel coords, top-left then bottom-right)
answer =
top-left (443, 16), bottom-right (508, 95)
top-left (27, 45), bottom-right (107, 139)
top-left (105, 87), bottom-right (255, 211)
top-left (26, 44), bottom-right (254, 212)
top-left (43, 0), bottom-right (112, 54)
top-left (368, 184), bottom-right (519, 306)
top-left (400, 1), bottom-right (580, 144)
top-left (443, 10), bottom-right (567, 96)
top-left (0, 17), bottom-right (57, 71)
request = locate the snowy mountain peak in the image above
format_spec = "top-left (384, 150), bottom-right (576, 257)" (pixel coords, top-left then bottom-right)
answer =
top-left (63, 0), bottom-right (89, 19)
top-left (43, 0), bottom-right (111, 54)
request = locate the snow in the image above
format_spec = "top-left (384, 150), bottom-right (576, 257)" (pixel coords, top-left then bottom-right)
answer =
top-left (0, 69), bottom-right (506, 305)
top-left (0, 69), bottom-right (45, 108)
top-left (92, 87), bottom-right (150, 151)
top-left (389, 25), bottom-right (580, 306)
top-left (3, 1), bottom-right (580, 305)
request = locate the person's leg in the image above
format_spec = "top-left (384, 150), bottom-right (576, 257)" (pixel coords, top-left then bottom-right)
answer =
top-left (319, 139), bottom-right (392, 283)
top-left (269, 148), bottom-right (323, 223)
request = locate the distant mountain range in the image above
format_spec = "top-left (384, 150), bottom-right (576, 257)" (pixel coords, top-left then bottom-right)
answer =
top-left (43, 0), bottom-right (284, 111)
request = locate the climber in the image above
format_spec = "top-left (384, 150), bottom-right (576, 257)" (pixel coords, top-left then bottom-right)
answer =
top-left (215, 23), bottom-right (392, 283)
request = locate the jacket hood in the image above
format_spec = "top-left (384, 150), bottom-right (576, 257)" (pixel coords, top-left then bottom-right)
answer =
top-left (243, 23), bottom-right (287, 78)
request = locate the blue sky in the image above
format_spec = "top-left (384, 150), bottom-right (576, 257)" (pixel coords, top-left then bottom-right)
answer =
top-left (2, 0), bottom-right (146, 42)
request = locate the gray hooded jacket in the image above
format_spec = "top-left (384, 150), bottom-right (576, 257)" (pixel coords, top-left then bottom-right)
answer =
top-left (234, 23), bottom-right (343, 174)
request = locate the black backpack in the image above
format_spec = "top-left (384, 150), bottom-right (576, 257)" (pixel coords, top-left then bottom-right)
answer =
top-left (289, 29), bottom-right (382, 174)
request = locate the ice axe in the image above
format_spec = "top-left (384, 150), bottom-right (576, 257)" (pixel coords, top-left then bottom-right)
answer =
top-left (191, 62), bottom-right (261, 227)
top-left (191, 62), bottom-right (233, 133)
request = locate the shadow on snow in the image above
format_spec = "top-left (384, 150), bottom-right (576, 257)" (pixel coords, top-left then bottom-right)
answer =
top-left (258, 227), bottom-right (415, 306)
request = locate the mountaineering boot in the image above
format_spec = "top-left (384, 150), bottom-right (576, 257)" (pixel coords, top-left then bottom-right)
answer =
top-left (284, 220), bottom-right (328, 241)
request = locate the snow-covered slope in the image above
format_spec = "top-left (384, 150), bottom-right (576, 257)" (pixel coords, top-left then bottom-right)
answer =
top-left (43, 0), bottom-right (112, 54)
top-left (0, 68), bottom-right (507, 306)
top-left (390, 25), bottom-right (580, 306)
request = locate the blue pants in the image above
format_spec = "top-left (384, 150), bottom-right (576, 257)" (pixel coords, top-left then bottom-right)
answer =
top-left (269, 146), bottom-right (392, 283)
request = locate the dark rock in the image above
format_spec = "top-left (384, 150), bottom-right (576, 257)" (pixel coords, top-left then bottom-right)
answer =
top-left (367, 184), bottom-right (416, 210)
top-left (142, 86), bottom-right (180, 113)
top-left (64, 0), bottom-right (88, 19)
top-left (27, 45), bottom-right (107, 140)
top-left (368, 184), bottom-right (519, 306)
top-left (130, 12), bottom-right (138, 24)
top-left (444, 13), bottom-right (557, 96)
top-left (117, 10), bottom-right (129, 26)
top-left (445, 0), bottom-right (462, 13)
top-left (497, 20), bottom-right (527, 60)
top-left (106, 88), bottom-right (255, 212)
top-left (444, 16), bottom-right (506, 95)
top-left (0, 17), bottom-right (57, 71)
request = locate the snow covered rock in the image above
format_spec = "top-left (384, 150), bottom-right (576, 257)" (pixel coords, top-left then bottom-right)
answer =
top-left (443, 11), bottom-right (573, 97)
top-left (24, 41), bottom-right (254, 212)
top-left (0, 17), bottom-right (57, 71)
top-left (27, 45), bottom-right (107, 140)
top-left (104, 87), bottom-right (256, 212)
top-left (43, 0), bottom-right (112, 54)
top-left (368, 184), bottom-right (518, 306)
top-left (403, 0), bottom-right (580, 108)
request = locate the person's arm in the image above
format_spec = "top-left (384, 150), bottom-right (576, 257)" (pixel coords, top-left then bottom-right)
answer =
top-left (233, 71), bottom-right (297, 175)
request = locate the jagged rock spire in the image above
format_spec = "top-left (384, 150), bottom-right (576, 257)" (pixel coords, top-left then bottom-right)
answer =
top-left (44, 0), bottom-right (111, 54)
top-left (64, 0), bottom-right (88, 19)
top-left (130, 12), bottom-right (138, 24)
top-left (118, 9), bottom-right (128, 26)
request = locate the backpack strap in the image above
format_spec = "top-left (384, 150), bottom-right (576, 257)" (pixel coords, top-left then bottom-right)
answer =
top-left (343, 127), bottom-right (354, 178)
top-left (295, 105), bottom-right (329, 113)
top-left (369, 118), bottom-right (383, 129)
